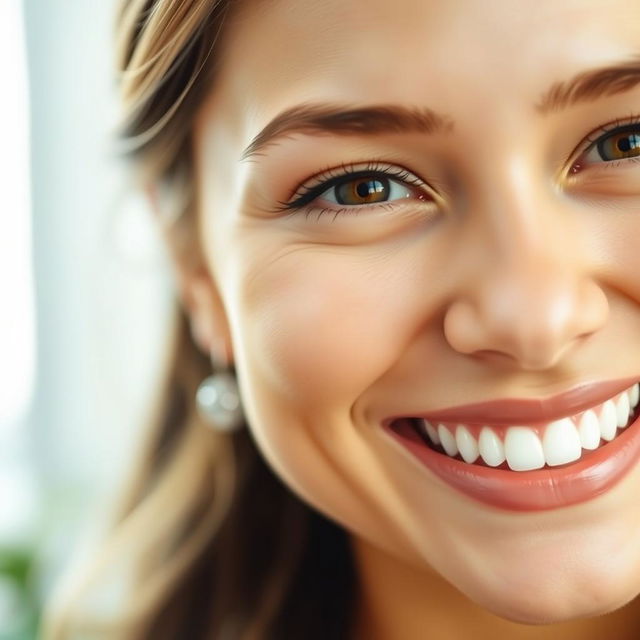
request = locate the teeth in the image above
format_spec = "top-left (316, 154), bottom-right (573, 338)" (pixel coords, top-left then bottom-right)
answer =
top-left (410, 382), bottom-right (639, 471)
top-left (616, 393), bottom-right (631, 427)
top-left (456, 425), bottom-right (479, 463)
top-left (542, 418), bottom-right (582, 466)
top-left (630, 384), bottom-right (639, 409)
top-left (578, 410), bottom-right (601, 450)
top-left (599, 400), bottom-right (618, 441)
top-left (504, 427), bottom-right (546, 471)
top-left (478, 427), bottom-right (505, 467)
top-left (422, 420), bottom-right (440, 445)
top-left (438, 424), bottom-right (458, 457)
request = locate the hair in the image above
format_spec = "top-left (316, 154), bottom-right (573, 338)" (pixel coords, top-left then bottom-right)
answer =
top-left (41, 1), bottom-right (358, 638)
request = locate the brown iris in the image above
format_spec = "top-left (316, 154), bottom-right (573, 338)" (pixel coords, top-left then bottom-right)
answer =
top-left (597, 130), bottom-right (640, 160)
top-left (335, 176), bottom-right (390, 205)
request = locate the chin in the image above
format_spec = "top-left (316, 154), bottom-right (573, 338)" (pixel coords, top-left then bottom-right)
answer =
top-left (471, 570), bottom-right (640, 625)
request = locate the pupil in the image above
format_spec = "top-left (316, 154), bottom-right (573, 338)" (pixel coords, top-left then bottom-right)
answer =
top-left (616, 134), bottom-right (640, 154)
top-left (618, 137), bottom-right (632, 153)
top-left (356, 179), bottom-right (384, 198)
top-left (356, 182), bottom-right (371, 197)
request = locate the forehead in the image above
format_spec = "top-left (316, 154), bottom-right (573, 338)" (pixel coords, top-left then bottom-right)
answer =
top-left (213, 0), bottom-right (640, 131)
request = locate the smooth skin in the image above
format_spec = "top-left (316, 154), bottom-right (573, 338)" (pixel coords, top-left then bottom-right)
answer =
top-left (166, 0), bottom-right (640, 637)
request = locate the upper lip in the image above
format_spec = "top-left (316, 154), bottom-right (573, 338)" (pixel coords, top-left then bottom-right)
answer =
top-left (388, 377), bottom-right (639, 425)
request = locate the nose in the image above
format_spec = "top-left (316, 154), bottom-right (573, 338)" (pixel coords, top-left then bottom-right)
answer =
top-left (442, 205), bottom-right (609, 372)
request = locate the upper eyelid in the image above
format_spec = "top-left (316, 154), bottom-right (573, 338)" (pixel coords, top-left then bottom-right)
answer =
top-left (579, 116), bottom-right (640, 152)
top-left (298, 162), bottom-right (422, 189)
top-left (279, 162), bottom-right (427, 207)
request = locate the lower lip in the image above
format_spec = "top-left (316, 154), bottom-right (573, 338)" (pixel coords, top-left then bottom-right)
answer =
top-left (384, 412), bottom-right (640, 512)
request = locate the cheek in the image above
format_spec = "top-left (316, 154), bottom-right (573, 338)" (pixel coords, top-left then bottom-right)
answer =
top-left (236, 249), bottom-right (416, 408)
top-left (606, 216), bottom-right (640, 295)
top-left (222, 248), bottom-right (427, 540)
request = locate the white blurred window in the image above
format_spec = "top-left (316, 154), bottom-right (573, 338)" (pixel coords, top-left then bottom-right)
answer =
top-left (0, 0), bottom-right (34, 439)
top-left (0, 2), bottom-right (39, 635)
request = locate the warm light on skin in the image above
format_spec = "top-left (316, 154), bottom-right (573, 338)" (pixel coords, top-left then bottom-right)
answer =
top-left (187, 0), bottom-right (640, 637)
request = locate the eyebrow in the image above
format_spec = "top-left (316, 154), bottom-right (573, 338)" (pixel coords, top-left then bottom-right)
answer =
top-left (241, 60), bottom-right (640, 160)
top-left (537, 59), bottom-right (640, 113)
top-left (241, 104), bottom-right (453, 160)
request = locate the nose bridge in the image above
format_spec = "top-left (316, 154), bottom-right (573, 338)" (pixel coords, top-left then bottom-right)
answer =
top-left (480, 150), bottom-right (553, 265)
top-left (443, 159), bottom-right (609, 370)
top-left (480, 162), bottom-right (576, 318)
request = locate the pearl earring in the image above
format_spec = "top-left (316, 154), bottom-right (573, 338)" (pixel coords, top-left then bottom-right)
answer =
top-left (196, 368), bottom-right (244, 432)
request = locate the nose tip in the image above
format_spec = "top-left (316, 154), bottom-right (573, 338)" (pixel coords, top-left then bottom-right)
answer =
top-left (443, 273), bottom-right (609, 371)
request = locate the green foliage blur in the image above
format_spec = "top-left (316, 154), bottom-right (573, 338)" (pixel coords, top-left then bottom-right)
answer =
top-left (0, 546), bottom-right (39, 640)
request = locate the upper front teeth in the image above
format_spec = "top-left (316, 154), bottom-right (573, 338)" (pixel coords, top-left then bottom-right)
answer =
top-left (505, 427), bottom-right (546, 471)
top-left (541, 418), bottom-right (581, 467)
top-left (416, 383), bottom-right (639, 471)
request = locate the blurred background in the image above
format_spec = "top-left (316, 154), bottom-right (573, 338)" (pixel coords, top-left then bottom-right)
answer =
top-left (2, 1), bottom-right (174, 637)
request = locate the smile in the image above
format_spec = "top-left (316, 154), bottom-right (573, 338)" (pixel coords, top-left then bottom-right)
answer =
top-left (413, 382), bottom-right (640, 470)
top-left (383, 377), bottom-right (640, 511)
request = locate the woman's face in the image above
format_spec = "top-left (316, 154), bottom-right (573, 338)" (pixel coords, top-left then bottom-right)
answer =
top-left (193, 0), bottom-right (640, 624)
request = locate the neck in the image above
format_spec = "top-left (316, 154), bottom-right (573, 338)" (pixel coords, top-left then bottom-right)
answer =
top-left (350, 535), bottom-right (640, 640)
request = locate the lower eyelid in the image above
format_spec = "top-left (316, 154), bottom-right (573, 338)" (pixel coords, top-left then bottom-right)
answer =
top-left (299, 202), bottom-right (398, 221)
top-left (296, 196), bottom-right (437, 224)
top-left (577, 149), bottom-right (640, 171)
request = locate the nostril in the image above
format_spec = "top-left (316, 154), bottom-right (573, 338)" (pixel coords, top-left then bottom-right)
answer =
top-left (442, 298), bottom-right (549, 362)
top-left (442, 272), bottom-right (609, 372)
top-left (442, 299), bottom-right (479, 356)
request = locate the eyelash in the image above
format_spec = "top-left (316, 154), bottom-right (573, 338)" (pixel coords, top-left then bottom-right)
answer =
top-left (573, 114), bottom-right (640, 170)
top-left (273, 161), bottom-right (429, 220)
top-left (275, 116), bottom-right (640, 220)
top-left (581, 114), bottom-right (640, 148)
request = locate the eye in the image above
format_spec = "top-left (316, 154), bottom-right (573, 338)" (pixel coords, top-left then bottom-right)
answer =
top-left (320, 174), bottom-right (412, 206)
top-left (582, 124), bottom-right (640, 163)
top-left (275, 162), bottom-right (431, 218)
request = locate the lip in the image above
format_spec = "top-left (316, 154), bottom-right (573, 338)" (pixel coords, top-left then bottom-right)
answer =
top-left (385, 377), bottom-right (639, 425)
top-left (382, 377), bottom-right (640, 512)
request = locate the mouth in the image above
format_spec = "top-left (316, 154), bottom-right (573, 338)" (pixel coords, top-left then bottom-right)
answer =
top-left (404, 382), bottom-right (639, 470)
top-left (383, 378), bottom-right (640, 511)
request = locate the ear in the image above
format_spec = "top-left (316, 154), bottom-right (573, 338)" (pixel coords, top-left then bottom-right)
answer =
top-left (145, 183), bottom-right (233, 367)
top-left (177, 263), bottom-right (234, 367)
